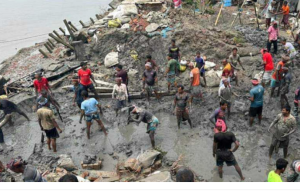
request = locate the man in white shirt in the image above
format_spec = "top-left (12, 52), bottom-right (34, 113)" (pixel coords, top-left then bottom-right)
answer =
top-left (112, 78), bottom-right (128, 116)
top-left (281, 38), bottom-right (297, 60)
top-left (265, 1), bottom-right (276, 29)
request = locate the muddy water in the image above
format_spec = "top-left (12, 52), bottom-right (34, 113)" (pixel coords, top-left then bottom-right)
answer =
top-left (0, 93), bottom-right (298, 182)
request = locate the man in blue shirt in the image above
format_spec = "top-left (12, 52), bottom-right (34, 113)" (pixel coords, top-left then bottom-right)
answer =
top-left (79, 90), bottom-right (108, 139)
top-left (249, 79), bottom-right (265, 126)
top-left (195, 51), bottom-right (207, 87)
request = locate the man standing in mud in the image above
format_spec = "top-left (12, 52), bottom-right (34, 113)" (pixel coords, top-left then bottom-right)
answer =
top-left (33, 73), bottom-right (52, 97)
top-left (189, 63), bottom-right (203, 105)
top-left (79, 90), bottom-right (108, 139)
top-left (78, 61), bottom-right (99, 99)
top-left (169, 39), bottom-right (181, 75)
top-left (143, 63), bottom-right (160, 102)
top-left (213, 126), bottom-right (245, 181)
top-left (165, 54), bottom-right (178, 92)
top-left (209, 101), bottom-right (228, 127)
top-left (174, 85), bottom-right (192, 129)
top-left (280, 67), bottom-right (292, 108)
top-left (72, 76), bottom-right (84, 109)
top-left (129, 106), bottom-right (158, 148)
top-left (219, 79), bottom-right (236, 119)
top-left (229, 48), bottom-right (244, 86)
top-left (0, 99), bottom-right (30, 143)
top-left (270, 56), bottom-right (289, 98)
top-left (260, 48), bottom-right (274, 88)
top-left (294, 86), bottom-right (300, 117)
top-left (37, 97), bottom-right (62, 152)
top-left (195, 51), bottom-right (207, 87)
top-left (115, 65), bottom-right (130, 102)
top-left (249, 79), bottom-right (264, 127)
top-left (112, 78), bottom-right (128, 116)
top-left (145, 55), bottom-right (158, 72)
top-left (268, 105), bottom-right (296, 159)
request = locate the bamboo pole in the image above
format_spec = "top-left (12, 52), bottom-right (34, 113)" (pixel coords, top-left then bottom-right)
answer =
top-left (59, 27), bottom-right (66, 36)
top-left (230, 0), bottom-right (246, 28)
top-left (49, 33), bottom-right (74, 50)
top-left (68, 21), bottom-right (78, 31)
top-left (90, 17), bottom-right (95, 24)
top-left (48, 39), bottom-right (55, 47)
top-left (253, 2), bottom-right (260, 29)
top-left (39, 49), bottom-right (49, 58)
top-left (46, 42), bottom-right (54, 49)
top-left (215, 3), bottom-right (224, 26)
top-left (79, 20), bottom-right (87, 28)
top-left (44, 44), bottom-right (53, 53)
top-left (63, 19), bottom-right (75, 40)
top-left (96, 14), bottom-right (100, 19)
top-left (53, 30), bottom-right (63, 40)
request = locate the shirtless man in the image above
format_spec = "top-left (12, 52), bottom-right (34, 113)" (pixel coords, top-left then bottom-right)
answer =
top-left (174, 85), bottom-right (192, 129)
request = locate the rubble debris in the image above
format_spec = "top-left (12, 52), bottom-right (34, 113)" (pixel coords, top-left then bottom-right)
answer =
top-left (137, 149), bottom-right (161, 168)
top-left (57, 154), bottom-right (78, 171)
top-left (124, 158), bottom-right (141, 172)
top-left (138, 171), bottom-right (172, 182)
top-left (204, 70), bottom-right (222, 87)
top-left (145, 23), bottom-right (160, 33)
top-left (104, 52), bottom-right (119, 67)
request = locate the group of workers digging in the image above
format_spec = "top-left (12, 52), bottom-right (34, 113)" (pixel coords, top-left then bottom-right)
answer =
top-left (0, 30), bottom-right (299, 182)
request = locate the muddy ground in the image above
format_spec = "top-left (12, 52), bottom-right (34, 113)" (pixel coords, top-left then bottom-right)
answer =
top-left (1, 2), bottom-right (300, 182)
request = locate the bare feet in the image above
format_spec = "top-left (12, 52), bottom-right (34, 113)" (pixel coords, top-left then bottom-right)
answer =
top-left (241, 177), bottom-right (245, 181)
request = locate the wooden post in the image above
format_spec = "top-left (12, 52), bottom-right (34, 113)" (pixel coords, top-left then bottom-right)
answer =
top-left (46, 42), bottom-right (54, 49)
top-left (253, 2), bottom-right (260, 30)
top-left (49, 33), bottom-right (74, 50)
top-left (48, 39), bottom-right (55, 47)
top-left (90, 17), bottom-right (95, 24)
top-left (68, 21), bottom-right (78, 31)
top-left (59, 27), bottom-right (66, 36)
top-left (63, 19), bottom-right (75, 40)
top-left (96, 14), bottom-right (100, 20)
top-left (71, 40), bottom-right (86, 61)
top-left (80, 20), bottom-right (87, 28)
top-left (230, 0), bottom-right (246, 28)
top-left (44, 44), bottom-right (53, 53)
top-left (53, 30), bottom-right (63, 40)
top-left (215, 3), bottom-right (223, 26)
top-left (39, 49), bottom-right (49, 58)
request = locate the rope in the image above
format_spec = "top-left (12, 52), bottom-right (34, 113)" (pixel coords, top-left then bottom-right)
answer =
top-left (0, 33), bottom-right (49, 44)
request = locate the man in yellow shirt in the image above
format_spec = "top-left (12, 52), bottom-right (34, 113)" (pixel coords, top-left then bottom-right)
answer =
top-left (268, 158), bottom-right (288, 182)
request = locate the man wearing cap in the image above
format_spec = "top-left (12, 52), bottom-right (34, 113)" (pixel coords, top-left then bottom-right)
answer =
top-left (218, 79), bottom-right (237, 119)
top-left (0, 100), bottom-right (30, 143)
top-left (37, 97), bottom-right (62, 152)
top-left (189, 63), bottom-right (203, 105)
top-left (270, 56), bottom-right (289, 98)
top-left (287, 160), bottom-right (300, 182)
top-left (80, 90), bottom-right (108, 139)
top-left (268, 105), bottom-right (296, 159)
top-left (33, 73), bottom-right (52, 97)
top-left (7, 157), bottom-right (47, 182)
top-left (267, 21), bottom-right (279, 54)
top-left (195, 51), bottom-right (207, 87)
top-left (78, 61), bottom-right (99, 99)
top-left (165, 54), bottom-right (178, 92)
top-left (174, 85), bottom-right (192, 129)
top-left (261, 48), bottom-right (274, 87)
top-left (143, 62), bottom-right (160, 103)
top-left (145, 55), bottom-right (158, 72)
top-left (249, 79), bottom-right (264, 126)
top-left (229, 48), bottom-right (244, 86)
top-left (112, 78), bottom-right (128, 116)
top-left (213, 126), bottom-right (245, 181)
top-left (129, 106), bottom-right (158, 148)
top-left (280, 67), bottom-right (292, 108)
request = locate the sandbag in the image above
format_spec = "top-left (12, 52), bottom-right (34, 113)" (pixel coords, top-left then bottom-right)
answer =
top-left (204, 61), bottom-right (216, 68)
top-left (205, 70), bottom-right (222, 87)
top-left (104, 52), bottom-right (119, 68)
top-left (137, 149), bottom-right (161, 168)
top-left (138, 171), bottom-right (172, 182)
top-left (57, 154), bottom-right (77, 171)
top-left (108, 19), bottom-right (122, 28)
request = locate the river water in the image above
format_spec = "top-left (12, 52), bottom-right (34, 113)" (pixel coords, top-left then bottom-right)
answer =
top-left (0, 0), bottom-right (111, 63)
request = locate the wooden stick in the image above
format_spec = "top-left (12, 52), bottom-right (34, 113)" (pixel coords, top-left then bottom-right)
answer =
top-left (68, 21), bottom-right (78, 31)
top-left (230, 0), bottom-right (247, 28)
top-left (48, 39), bottom-right (55, 47)
top-left (90, 17), bottom-right (95, 24)
top-left (44, 44), bottom-right (53, 53)
top-left (59, 27), bottom-right (66, 36)
top-left (49, 33), bottom-right (74, 50)
top-left (215, 3), bottom-right (223, 26)
top-left (63, 19), bottom-right (75, 40)
top-left (53, 30), bottom-right (63, 40)
top-left (46, 42), bottom-right (54, 49)
top-left (80, 20), bottom-right (87, 28)
top-left (39, 49), bottom-right (49, 58)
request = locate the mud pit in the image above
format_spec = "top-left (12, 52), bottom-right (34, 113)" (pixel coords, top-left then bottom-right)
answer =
top-left (1, 87), bottom-right (300, 182)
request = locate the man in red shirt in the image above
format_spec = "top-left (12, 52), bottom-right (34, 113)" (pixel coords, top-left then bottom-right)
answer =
top-left (270, 56), bottom-right (289, 98)
top-left (261, 48), bottom-right (274, 87)
top-left (34, 73), bottom-right (52, 97)
top-left (78, 62), bottom-right (99, 99)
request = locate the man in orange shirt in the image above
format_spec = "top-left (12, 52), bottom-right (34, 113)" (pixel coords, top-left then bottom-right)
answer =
top-left (189, 63), bottom-right (203, 105)
top-left (78, 61), bottom-right (99, 99)
top-left (279, 1), bottom-right (290, 30)
top-left (270, 56), bottom-right (290, 98)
